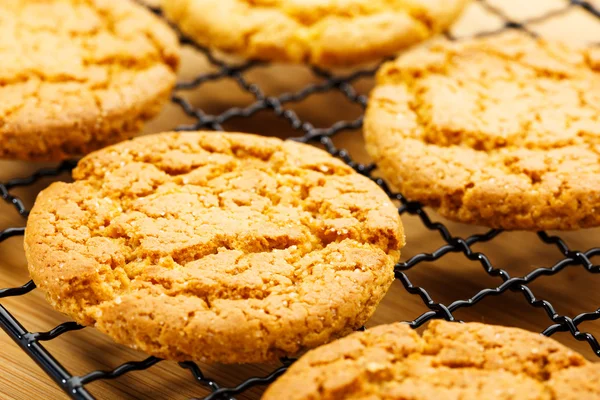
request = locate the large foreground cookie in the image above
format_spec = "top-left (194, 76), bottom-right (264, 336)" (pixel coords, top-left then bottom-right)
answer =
top-left (25, 131), bottom-right (404, 363)
top-left (365, 32), bottom-right (600, 230)
top-left (161, 0), bottom-right (470, 68)
top-left (263, 320), bottom-right (599, 400)
top-left (0, 0), bottom-right (179, 161)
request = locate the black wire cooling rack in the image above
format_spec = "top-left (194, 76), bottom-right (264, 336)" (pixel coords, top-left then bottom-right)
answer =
top-left (2, 1), bottom-right (600, 399)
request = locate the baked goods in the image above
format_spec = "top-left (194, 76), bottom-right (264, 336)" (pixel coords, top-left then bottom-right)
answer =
top-left (263, 320), bottom-right (598, 400)
top-left (364, 32), bottom-right (600, 230)
top-left (161, 0), bottom-right (470, 68)
top-left (0, 0), bottom-right (179, 161)
top-left (24, 131), bottom-right (404, 364)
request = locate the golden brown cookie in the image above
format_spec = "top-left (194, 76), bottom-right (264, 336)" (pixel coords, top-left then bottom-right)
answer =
top-left (364, 32), bottom-right (600, 230)
top-left (161, 0), bottom-right (470, 68)
top-left (25, 131), bottom-right (404, 364)
top-left (263, 320), bottom-right (598, 400)
top-left (0, 0), bottom-right (179, 161)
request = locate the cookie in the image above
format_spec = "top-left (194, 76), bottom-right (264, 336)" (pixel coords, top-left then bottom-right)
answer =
top-left (263, 320), bottom-right (598, 400)
top-left (161, 0), bottom-right (470, 68)
top-left (24, 131), bottom-right (404, 364)
top-left (364, 32), bottom-right (600, 230)
top-left (0, 0), bottom-right (179, 161)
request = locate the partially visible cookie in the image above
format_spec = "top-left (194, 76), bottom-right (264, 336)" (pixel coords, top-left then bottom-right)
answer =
top-left (364, 32), bottom-right (600, 230)
top-left (0, 0), bottom-right (179, 161)
top-left (161, 0), bottom-right (470, 68)
top-left (25, 131), bottom-right (404, 364)
top-left (263, 320), bottom-right (597, 400)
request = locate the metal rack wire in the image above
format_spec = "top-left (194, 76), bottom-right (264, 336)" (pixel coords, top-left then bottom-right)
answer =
top-left (1, 1), bottom-right (600, 399)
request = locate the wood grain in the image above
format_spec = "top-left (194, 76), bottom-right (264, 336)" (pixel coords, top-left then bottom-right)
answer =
top-left (2, 1), bottom-right (600, 399)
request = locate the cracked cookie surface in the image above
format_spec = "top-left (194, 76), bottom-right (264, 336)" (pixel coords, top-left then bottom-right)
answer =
top-left (161, 0), bottom-right (470, 68)
top-left (0, 0), bottom-right (179, 161)
top-left (263, 320), bottom-right (598, 400)
top-left (25, 131), bottom-right (404, 364)
top-left (364, 32), bottom-right (600, 230)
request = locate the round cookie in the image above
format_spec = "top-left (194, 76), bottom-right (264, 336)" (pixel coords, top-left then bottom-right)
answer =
top-left (0, 0), bottom-right (179, 161)
top-left (24, 131), bottom-right (404, 364)
top-left (364, 32), bottom-right (600, 230)
top-left (161, 0), bottom-right (470, 68)
top-left (263, 320), bottom-right (598, 400)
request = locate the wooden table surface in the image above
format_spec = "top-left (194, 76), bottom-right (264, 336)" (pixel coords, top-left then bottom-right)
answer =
top-left (2, 1), bottom-right (600, 399)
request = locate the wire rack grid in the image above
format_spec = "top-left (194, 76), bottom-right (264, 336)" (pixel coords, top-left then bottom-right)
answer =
top-left (1, 1), bottom-right (600, 399)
